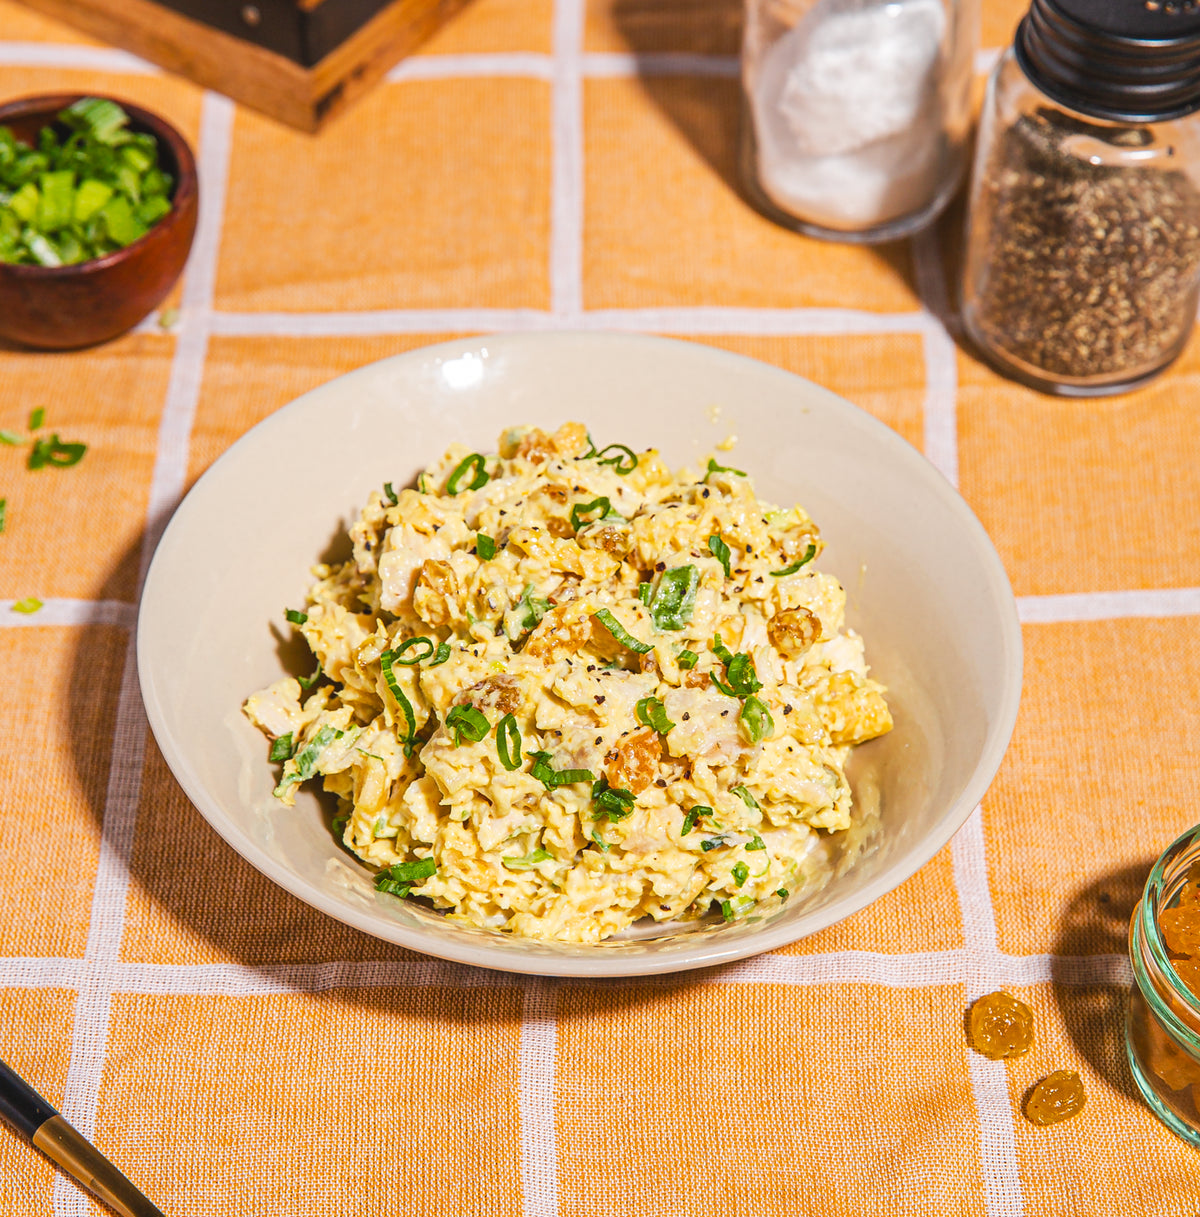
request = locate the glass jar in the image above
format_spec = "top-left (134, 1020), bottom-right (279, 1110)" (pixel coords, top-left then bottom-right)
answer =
top-left (1126, 822), bottom-right (1200, 1149)
top-left (961, 0), bottom-right (1200, 396)
top-left (739, 0), bottom-right (978, 243)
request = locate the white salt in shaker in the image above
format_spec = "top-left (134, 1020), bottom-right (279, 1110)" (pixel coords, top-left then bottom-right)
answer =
top-left (740, 0), bottom-right (979, 241)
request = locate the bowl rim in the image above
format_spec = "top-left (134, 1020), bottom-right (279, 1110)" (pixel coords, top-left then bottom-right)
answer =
top-left (0, 91), bottom-right (198, 277)
top-left (137, 331), bottom-right (1024, 976)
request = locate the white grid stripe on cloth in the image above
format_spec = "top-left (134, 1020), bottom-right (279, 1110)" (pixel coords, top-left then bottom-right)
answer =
top-left (46, 91), bottom-right (236, 1217)
top-left (0, 18), bottom-right (1182, 1217)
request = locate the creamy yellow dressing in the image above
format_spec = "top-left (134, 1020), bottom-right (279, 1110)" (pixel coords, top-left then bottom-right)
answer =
top-left (244, 422), bottom-right (892, 942)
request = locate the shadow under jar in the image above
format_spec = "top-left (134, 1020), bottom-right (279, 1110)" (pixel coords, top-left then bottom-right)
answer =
top-left (1126, 822), bottom-right (1200, 1149)
top-left (961, 0), bottom-right (1200, 396)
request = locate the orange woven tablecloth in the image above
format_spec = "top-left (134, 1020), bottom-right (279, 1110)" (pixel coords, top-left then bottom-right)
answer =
top-left (3, 1), bottom-right (1199, 1212)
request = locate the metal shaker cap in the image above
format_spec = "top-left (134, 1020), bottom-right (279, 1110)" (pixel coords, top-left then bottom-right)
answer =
top-left (1016, 0), bottom-right (1200, 121)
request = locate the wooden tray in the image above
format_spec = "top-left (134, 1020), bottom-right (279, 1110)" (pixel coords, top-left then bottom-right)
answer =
top-left (15, 0), bottom-right (473, 132)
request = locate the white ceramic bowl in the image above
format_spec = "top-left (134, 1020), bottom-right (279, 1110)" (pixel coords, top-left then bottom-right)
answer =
top-left (138, 332), bottom-right (1022, 976)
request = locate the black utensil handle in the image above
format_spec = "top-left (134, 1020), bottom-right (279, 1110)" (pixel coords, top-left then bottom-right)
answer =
top-left (0, 1060), bottom-right (58, 1140)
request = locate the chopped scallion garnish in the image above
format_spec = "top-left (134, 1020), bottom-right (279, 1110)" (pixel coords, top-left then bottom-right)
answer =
top-left (274, 723), bottom-right (342, 795)
top-left (375, 856), bottom-right (436, 897)
top-left (732, 786), bottom-right (760, 810)
top-left (393, 636), bottom-right (435, 665)
top-left (284, 608), bottom-right (307, 625)
top-left (745, 834), bottom-right (766, 851)
top-left (0, 498), bottom-right (6, 534)
top-left (446, 452), bottom-right (489, 495)
top-left (379, 648), bottom-right (417, 755)
top-left (445, 704), bottom-right (489, 746)
top-left (570, 495), bottom-right (614, 532)
top-left (635, 695), bottom-right (675, 735)
top-left (27, 435), bottom-right (86, 469)
top-left (740, 695), bottom-right (774, 743)
top-left (594, 443), bottom-right (638, 474)
top-left (496, 712), bottom-right (522, 771)
top-left (296, 662), bottom-right (322, 690)
top-left (770, 544), bottom-right (817, 577)
top-left (28, 407), bottom-right (44, 431)
top-left (732, 861), bottom-right (749, 887)
top-left (528, 750), bottom-right (596, 789)
top-left (476, 533), bottom-right (496, 560)
top-left (677, 648), bottom-right (699, 670)
top-left (648, 565), bottom-right (698, 632)
top-left (682, 805), bottom-right (711, 835)
top-left (382, 481), bottom-right (398, 506)
top-left (269, 733), bottom-right (295, 763)
top-left (429, 641), bottom-right (451, 666)
top-left (707, 533), bottom-right (732, 578)
top-left (501, 848), bottom-right (554, 871)
top-left (592, 608), bottom-right (653, 653)
top-left (704, 457), bottom-right (746, 481)
top-left (591, 776), bottom-right (636, 821)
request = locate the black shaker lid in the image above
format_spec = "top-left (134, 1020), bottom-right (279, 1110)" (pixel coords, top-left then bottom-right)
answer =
top-left (1016, 0), bottom-right (1200, 121)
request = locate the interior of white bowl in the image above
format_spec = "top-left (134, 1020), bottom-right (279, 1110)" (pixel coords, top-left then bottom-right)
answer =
top-left (137, 332), bottom-right (1022, 976)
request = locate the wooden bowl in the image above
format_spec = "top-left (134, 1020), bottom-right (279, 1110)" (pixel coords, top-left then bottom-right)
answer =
top-left (0, 94), bottom-right (198, 350)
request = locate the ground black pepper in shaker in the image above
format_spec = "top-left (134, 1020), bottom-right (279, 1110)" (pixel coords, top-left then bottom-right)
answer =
top-left (961, 0), bottom-right (1200, 395)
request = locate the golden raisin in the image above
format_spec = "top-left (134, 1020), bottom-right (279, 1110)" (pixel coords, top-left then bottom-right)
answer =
top-left (604, 726), bottom-right (659, 795)
top-left (1025, 1070), bottom-right (1086, 1126)
top-left (968, 991), bottom-right (1034, 1060)
top-left (769, 606), bottom-right (822, 657)
top-left (1160, 903), bottom-right (1200, 957)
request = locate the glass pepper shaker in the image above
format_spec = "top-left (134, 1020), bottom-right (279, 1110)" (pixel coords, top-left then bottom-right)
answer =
top-left (739, 0), bottom-right (979, 242)
top-left (961, 0), bottom-right (1200, 395)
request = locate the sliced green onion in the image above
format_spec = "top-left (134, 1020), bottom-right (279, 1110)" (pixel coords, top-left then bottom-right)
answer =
top-left (429, 642), bottom-right (451, 666)
top-left (508, 584), bottom-right (551, 638)
top-left (446, 453), bottom-right (489, 495)
top-left (476, 533), bottom-right (496, 560)
top-left (740, 695), bottom-right (774, 743)
top-left (393, 636), bottom-right (435, 665)
top-left (704, 457), bottom-right (746, 481)
top-left (12, 596), bottom-right (42, 614)
top-left (701, 835), bottom-right (728, 852)
top-left (707, 534), bottom-right (732, 578)
top-left (732, 861), bottom-right (749, 887)
top-left (570, 495), bottom-right (614, 532)
top-left (383, 481), bottom-right (398, 506)
top-left (635, 695), bottom-right (675, 735)
top-left (445, 704), bottom-right (489, 746)
top-left (296, 662), bottom-right (322, 690)
top-left (594, 443), bottom-right (638, 474)
top-left (677, 649), bottom-right (699, 670)
top-left (274, 724), bottom-right (342, 795)
top-left (590, 830), bottom-right (610, 852)
top-left (710, 637), bottom-right (762, 698)
top-left (732, 786), bottom-right (760, 810)
top-left (770, 544), bottom-right (817, 577)
top-left (746, 834), bottom-right (766, 851)
top-left (27, 435), bottom-right (86, 469)
top-left (496, 713), bottom-right (522, 771)
top-left (28, 407), bottom-right (44, 430)
top-left (0, 498), bottom-right (6, 533)
top-left (592, 608), bottom-right (653, 654)
top-left (637, 582), bottom-right (652, 605)
top-left (0, 430), bottom-right (22, 445)
top-left (60, 97), bottom-right (131, 145)
top-left (591, 776), bottom-right (636, 821)
top-left (682, 805), bottom-right (712, 835)
top-left (528, 750), bottom-right (596, 789)
top-left (777, 888), bottom-right (789, 901)
top-left (285, 608), bottom-right (307, 625)
top-left (648, 565), bottom-right (698, 631)
top-left (721, 895), bottom-right (755, 921)
top-left (501, 848), bottom-right (554, 871)
top-left (375, 856), bottom-right (436, 897)
top-left (380, 648), bottom-right (417, 755)
top-left (268, 732), bottom-right (295, 763)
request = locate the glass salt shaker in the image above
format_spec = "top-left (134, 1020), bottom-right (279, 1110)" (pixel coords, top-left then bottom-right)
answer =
top-left (1126, 822), bottom-right (1200, 1148)
top-left (739, 0), bottom-right (979, 242)
top-left (961, 0), bottom-right (1200, 396)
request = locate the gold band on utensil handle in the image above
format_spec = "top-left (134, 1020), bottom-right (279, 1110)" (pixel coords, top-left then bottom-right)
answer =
top-left (33, 1115), bottom-right (166, 1217)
